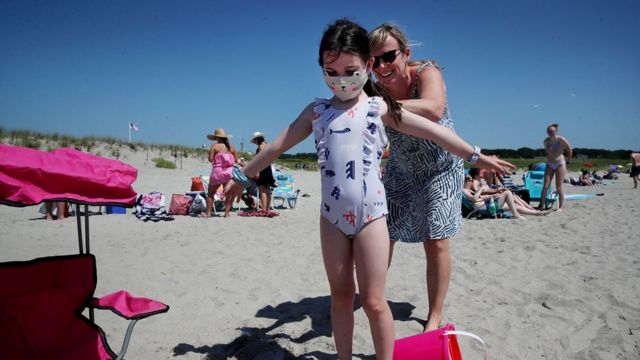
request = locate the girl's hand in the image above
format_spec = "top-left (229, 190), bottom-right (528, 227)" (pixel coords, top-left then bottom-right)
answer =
top-left (223, 180), bottom-right (244, 207)
top-left (476, 155), bottom-right (515, 175)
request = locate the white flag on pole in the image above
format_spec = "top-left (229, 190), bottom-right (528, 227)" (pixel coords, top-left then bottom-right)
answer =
top-left (129, 122), bottom-right (139, 132)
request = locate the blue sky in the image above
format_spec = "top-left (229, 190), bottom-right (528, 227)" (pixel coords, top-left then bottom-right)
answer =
top-left (1, 0), bottom-right (639, 154)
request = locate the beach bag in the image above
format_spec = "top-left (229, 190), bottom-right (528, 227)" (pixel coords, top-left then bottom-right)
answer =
top-left (138, 192), bottom-right (166, 209)
top-left (168, 193), bottom-right (193, 215)
top-left (393, 323), bottom-right (487, 360)
top-left (189, 193), bottom-right (207, 213)
top-left (191, 177), bottom-right (204, 191)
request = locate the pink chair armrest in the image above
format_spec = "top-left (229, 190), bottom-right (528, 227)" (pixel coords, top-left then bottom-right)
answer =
top-left (91, 290), bottom-right (169, 320)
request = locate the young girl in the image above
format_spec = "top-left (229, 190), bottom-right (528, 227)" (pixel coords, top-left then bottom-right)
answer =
top-left (224, 19), bottom-right (513, 359)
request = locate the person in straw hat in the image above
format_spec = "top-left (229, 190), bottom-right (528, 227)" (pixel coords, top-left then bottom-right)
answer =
top-left (251, 131), bottom-right (277, 211)
top-left (204, 128), bottom-right (237, 217)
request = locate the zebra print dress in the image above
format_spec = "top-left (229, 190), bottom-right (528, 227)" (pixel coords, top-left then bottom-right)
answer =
top-left (384, 62), bottom-right (464, 243)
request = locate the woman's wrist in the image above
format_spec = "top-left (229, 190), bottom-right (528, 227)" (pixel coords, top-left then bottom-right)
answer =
top-left (467, 145), bottom-right (481, 164)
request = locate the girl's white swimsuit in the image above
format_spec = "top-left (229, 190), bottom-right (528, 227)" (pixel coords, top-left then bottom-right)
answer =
top-left (312, 97), bottom-right (388, 237)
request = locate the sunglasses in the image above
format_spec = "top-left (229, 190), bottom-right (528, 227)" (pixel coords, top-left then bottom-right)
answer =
top-left (373, 49), bottom-right (402, 69)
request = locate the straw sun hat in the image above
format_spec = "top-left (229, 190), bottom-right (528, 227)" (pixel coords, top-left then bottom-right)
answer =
top-left (250, 131), bottom-right (265, 143)
top-left (207, 128), bottom-right (231, 141)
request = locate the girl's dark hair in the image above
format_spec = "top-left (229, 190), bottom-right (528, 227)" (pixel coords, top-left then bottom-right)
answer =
top-left (318, 18), bottom-right (402, 124)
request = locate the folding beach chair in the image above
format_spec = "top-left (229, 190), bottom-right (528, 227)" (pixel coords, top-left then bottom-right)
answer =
top-left (0, 145), bottom-right (170, 359)
top-left (272, 173), bottom-right (300, 209)
top-left (461, 195), bottom-right (511, 219)
top-left (523, 171), bottom-right (558, 209)
top-left (0, 254), bottom-right (168, 359)
top-left (198, 175), bottom-right (225, 213)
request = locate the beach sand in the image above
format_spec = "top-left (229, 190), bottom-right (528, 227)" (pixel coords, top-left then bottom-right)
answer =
top-left (1, 147), bottom-right (639, 359)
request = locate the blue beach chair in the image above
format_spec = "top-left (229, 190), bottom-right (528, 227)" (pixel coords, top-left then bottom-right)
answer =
top-left (272, 173), bottom-right (300, 209)
top-left (524, 171), bottom-right (558, 209)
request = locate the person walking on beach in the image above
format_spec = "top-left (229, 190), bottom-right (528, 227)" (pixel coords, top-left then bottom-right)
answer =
top-left (204, 128), bottom-right (236, 218)
top-left (539, 123), bottom-right (572, 210)
top-left (224, 19), bottom-right (513, 359)
top-left (251, 132), bottom-right (277, 210)
top-left (368, 23), bottom-right (463, 331)
top-left (630, 151), bottom-right (640, 188)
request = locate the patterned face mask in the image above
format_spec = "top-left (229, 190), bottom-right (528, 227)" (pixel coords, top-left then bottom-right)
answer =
top-left (323, 69), bottom-right (368, 102)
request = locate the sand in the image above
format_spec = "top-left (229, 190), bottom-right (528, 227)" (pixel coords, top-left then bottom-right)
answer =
top-left (1, 146), bottom-right (639, 359)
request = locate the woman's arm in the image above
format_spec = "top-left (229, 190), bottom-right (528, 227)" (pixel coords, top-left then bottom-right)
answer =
top-left (397, 66), bottom-right (445, 122)
top-left (208, 144), bottom-right (216, 163)
top-left (561, 137), bottom-right (572, 162)
top-left (381, 105), bottom-right (515, 174)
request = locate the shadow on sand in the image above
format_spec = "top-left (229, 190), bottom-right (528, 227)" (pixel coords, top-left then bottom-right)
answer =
top-left (173, 295), bottom-right (423, 359)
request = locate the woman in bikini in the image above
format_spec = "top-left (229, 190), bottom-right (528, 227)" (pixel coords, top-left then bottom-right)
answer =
top-left (539, 123), bottom-right (572, 210)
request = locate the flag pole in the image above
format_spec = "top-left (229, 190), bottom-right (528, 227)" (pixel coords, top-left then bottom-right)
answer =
top-left (128, 123), bottom-right (131, 143)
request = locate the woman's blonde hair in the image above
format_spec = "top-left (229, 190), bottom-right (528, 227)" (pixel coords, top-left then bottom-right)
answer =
top-left (368, 22), bottom-right (441, 69)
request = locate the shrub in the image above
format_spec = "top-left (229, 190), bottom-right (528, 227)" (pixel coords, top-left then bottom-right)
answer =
top-left (153, 157), bottom-right (176, 169)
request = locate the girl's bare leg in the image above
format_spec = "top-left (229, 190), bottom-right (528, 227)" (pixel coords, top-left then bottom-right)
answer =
top-left (320, 216), bottom-right (356, 359)
top-left (353, 217), bottom-right (394, 360)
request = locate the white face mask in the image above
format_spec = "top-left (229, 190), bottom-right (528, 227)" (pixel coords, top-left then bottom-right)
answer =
top-left (323, 69), bottom-right (368, 102)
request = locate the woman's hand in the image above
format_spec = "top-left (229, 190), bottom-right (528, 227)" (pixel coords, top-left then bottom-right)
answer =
top-left (476, 155), bottom-right (515, 176)
top-left (223, 180), bottom-right (244, 207)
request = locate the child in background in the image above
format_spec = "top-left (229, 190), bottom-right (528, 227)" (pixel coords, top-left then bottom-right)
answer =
top-left (224, 19), bottom-right (513, 359)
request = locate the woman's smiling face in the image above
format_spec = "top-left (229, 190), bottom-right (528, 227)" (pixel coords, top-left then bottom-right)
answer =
top-left (371, 35), bottom-right (409, 87)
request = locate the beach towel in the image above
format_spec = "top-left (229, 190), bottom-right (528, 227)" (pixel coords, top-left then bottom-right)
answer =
top-left (134, 192), bottom-right (174, 222)
top-left (393, 323), bottom-right (487, 360)
top-left (237, 210), bottom-right (280, 218)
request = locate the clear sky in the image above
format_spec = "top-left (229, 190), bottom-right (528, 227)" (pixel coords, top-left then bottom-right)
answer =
top-left (1, 0), bottom-right (639, 154)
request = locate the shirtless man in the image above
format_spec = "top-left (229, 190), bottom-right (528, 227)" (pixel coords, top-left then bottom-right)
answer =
top-left (630, 151), bottom-right (640, 189)
top-left (539, 123), bottom-right (572, 210)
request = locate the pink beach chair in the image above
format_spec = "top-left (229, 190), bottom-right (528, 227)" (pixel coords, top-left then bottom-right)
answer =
top-left (0, 145), bottom-right (169, 359)
top-left (0, 254), bottom-right (168, 359)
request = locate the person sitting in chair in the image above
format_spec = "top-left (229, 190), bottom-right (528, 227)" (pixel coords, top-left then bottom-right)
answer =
top-left (463, 175), bottom-right (550, 219)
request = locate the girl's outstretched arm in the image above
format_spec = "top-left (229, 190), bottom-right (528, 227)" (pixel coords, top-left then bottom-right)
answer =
top-left (224, 103), bottom-right (315, 202)
top-left (381, 104), bottom-right (515, 174)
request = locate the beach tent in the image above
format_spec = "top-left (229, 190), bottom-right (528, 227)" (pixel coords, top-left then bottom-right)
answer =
top-left (0, 145), bottom-right (169, 359)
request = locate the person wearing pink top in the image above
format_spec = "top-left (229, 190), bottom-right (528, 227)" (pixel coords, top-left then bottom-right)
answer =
top-left (204, 128), bottom-right (236, 218)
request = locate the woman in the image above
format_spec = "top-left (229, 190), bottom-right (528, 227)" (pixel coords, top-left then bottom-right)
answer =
top-left (204, 128), bottom-right (236, 218)
top-left (539, 123), bottom-right (572, 210)
top-left (251, 132), bottom-right (277, 211)
top-left (463, 175), bottom-right (549, 218)
top-left (369, 23), bottom-right (463, 331)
